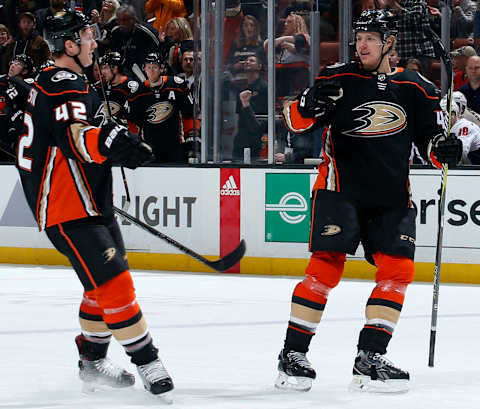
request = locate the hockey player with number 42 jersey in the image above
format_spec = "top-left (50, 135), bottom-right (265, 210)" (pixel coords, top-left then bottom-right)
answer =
top-left (127, 52), bottom-right (199, 163)
top-left (17, 10), bottom-right (175, 399)
top-left (277, 9), bottom-right (463, 394)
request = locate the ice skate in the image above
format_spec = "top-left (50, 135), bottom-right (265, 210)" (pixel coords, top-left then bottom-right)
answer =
top-left (76, 334), bottom-right (135, 392)
top-left (275, 349), bottom-right (316, 391)
top-left (349, 350), bottom-right (409, 393)
top-left (79, 357), bottom-right (136, 392)
top-left (137, 358), bottom-right (174, 402)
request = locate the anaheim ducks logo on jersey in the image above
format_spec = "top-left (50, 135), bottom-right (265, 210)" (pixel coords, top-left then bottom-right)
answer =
top-left (95, 101), bottom-right (122, 124)
top-left (344, 101), bottom-right (407, 138)
top-left (146, 101), bottom-right (174, 124)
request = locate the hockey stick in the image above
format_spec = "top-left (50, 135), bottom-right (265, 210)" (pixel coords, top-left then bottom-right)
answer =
top-left (113, 206), bottom-right (246, 272)
top-left (93, 51), bottom-right (131, 212)
top-left (426, 27), bottom-right (454, 368)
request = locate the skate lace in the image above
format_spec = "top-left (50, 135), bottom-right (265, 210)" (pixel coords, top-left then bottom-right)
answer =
top-left (287, 351), bottom-right (312, 369)
top-left (139, 360), bottom-right (168, 383)
top-left (93, 358), bottom-right (124, 380)
top-left (371, 353), bottom-right (399, 371)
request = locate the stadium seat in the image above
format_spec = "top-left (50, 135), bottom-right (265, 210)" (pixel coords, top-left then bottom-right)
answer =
top-left (319, 42), bottom-right (340, 67)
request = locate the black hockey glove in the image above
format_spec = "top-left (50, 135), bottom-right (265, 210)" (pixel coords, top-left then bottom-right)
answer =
top-left (432, 133), bottom-right (463, 168)
top-left (99, 122), bottom-right (154, 169)
top-left (297, 79), bottom-right (343, 119)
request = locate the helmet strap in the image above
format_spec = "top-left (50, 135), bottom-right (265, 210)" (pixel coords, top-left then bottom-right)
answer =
top-left (64, 39), bottom-right (88, 71)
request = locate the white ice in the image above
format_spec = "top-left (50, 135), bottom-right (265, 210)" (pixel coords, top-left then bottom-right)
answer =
top-left (1, 264), bottom-right (480, 409)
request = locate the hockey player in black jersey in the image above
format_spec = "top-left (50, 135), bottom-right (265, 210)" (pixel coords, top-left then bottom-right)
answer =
top-left (16, 10), bottom-right (174, 398)
top-left (277, 9), bottom-right (462, 393)
top-left (95, 51), bottom-right (140, 130)
top-left (0, 54), bottom-right (34, 160)
top-left (128, 52), bottom-right (199, 163)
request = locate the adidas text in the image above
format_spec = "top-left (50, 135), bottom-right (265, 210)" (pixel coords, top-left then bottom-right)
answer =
top-left (221, 175), bottom-right (240, 196)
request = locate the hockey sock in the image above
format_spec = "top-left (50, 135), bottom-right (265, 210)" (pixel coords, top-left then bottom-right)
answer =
top-left (126, 334), bottom-right (159, 366)
top-left (78, 293), bottom-right (112, 352)
top-left (285, 280), bottom-right (327, 353)
top-left (358, 253), bottom-right (414, 354)
top-left (75, 334), bottom-right (110, 360)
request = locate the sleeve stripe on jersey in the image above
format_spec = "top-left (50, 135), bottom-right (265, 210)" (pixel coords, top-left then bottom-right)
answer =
top-left (391, 80), bottom-right (438, 100)
top-left (68, 159), bottom-right (101, 217)
top-left (283, 100), bottom-right (316, 133)
top-left (322, 127), bottom-right (339, 191)
top-left (36, 146), bottom-right (57, 230)
top-left (312, 126), bottom-right (340, 192)
top-left (34, 82), bottom-right (90, 96)
top-left (69, 124), bottom-right (107, 164)
top-left (316, 72), bottom-right (371, 81)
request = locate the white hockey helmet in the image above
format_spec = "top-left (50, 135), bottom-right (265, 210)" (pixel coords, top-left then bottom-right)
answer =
top-left (452, 91), bottom-right (467, 116)
top-left (440, 95), bottom-right (460, 117)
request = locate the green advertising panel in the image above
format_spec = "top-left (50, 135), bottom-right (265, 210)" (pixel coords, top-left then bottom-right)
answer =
top-left (265, 173), bottom-right (311, 242)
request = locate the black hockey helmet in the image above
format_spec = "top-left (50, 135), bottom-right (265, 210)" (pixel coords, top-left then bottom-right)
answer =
top-left (43, 10), bottom-right (91, 54)
top-left (10, 54), bottom-right (34, 76)
top-left (143, 52), bottom-right (166, 71)
top-left (353, 9), bottom-right (398, 42)
top-left (99, 51), bottom-right (124, 69)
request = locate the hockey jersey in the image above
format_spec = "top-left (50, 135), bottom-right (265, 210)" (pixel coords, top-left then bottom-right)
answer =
top-left (283, 63), bottom-right (443, 208)
top-left (93, 75), bottom-right (140, 129)
top-left (0, 75), bottom-right (32, 156)
top-left (127, 75), bottom-right (196, 163)
top-left (18, 66), bottom-right (112, 231)
top-left (450, 117), bottom-right (480, 164)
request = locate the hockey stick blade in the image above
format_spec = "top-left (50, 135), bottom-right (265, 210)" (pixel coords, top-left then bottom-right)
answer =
top-left (113, 206), bottom-right (246, 272)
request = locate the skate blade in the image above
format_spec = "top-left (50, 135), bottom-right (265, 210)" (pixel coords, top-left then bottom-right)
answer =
top-left (146, 391), bottom-right (173, 405)
top-left (349, 375), bottom-right (409, 393)
top-left (274, 371), bottom-right (313, 392)
top-left (80, 379), bottom-right (134, 394)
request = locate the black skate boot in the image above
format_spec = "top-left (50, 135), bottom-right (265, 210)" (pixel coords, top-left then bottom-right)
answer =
top-left (349, 349), bottom-right (409, 393)
top-left (75, 335), bottom-right (135, 392)
top-left (137, 358), bottom-right (174, 398)
top-left (275, 349), bottom-right (316, 391)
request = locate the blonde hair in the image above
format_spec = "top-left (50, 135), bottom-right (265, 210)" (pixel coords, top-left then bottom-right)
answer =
top-left (286, 13), bottom-right (309, 35)
top-left (167, 17), bottom-right (193, 42)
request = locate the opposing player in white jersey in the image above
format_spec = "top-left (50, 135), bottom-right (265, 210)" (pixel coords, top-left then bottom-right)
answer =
top-left (452, 90), bottom-right (480, 127)
top-left (441, 95), bottom-right (480, 164)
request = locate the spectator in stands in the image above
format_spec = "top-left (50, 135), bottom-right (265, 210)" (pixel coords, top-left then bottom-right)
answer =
top-left (0, 24), bottom-right (13, 62)
top-left (178, 48), bottom-right (200, 89)
top-left (35, 0), bottom-right (67, 35)
top-left (266, 12), bottom-right (310, 98)
top-left (1, 12), bottom-right (50, 74)
top-left (109, 5), bottom-right (159, 81)
top-left (459, 55), bottom-right (480, 113)
top-left (389, 49), bottom-right (400, 68)
top-left (90, 0), bottom-right (120, 55)
top-left (451, 0), bottom-right (476, 39)
top-left (227, 15), bottom-right (266, 89)
top-left (232, 54), bottom-right (268, 162)
top-left (145, 0), bottom-right (186, 33)
top-left (161, 16), bottom-right (193, 74)
top-left (391, 0), bottom-right (437, 77)
top-left (451, 45), bottom-right (477, 90)
top-left (405, 57), bottom-right (424, 75)
top-left (240, 0), bottom-right (267, 37)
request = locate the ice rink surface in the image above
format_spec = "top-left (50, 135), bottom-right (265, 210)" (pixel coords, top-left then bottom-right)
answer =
top-left (1, 264), bottom-right (480, 409)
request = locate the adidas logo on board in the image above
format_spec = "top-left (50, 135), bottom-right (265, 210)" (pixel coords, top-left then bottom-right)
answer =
top-left (220, 175), bottom-right (240, 196)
